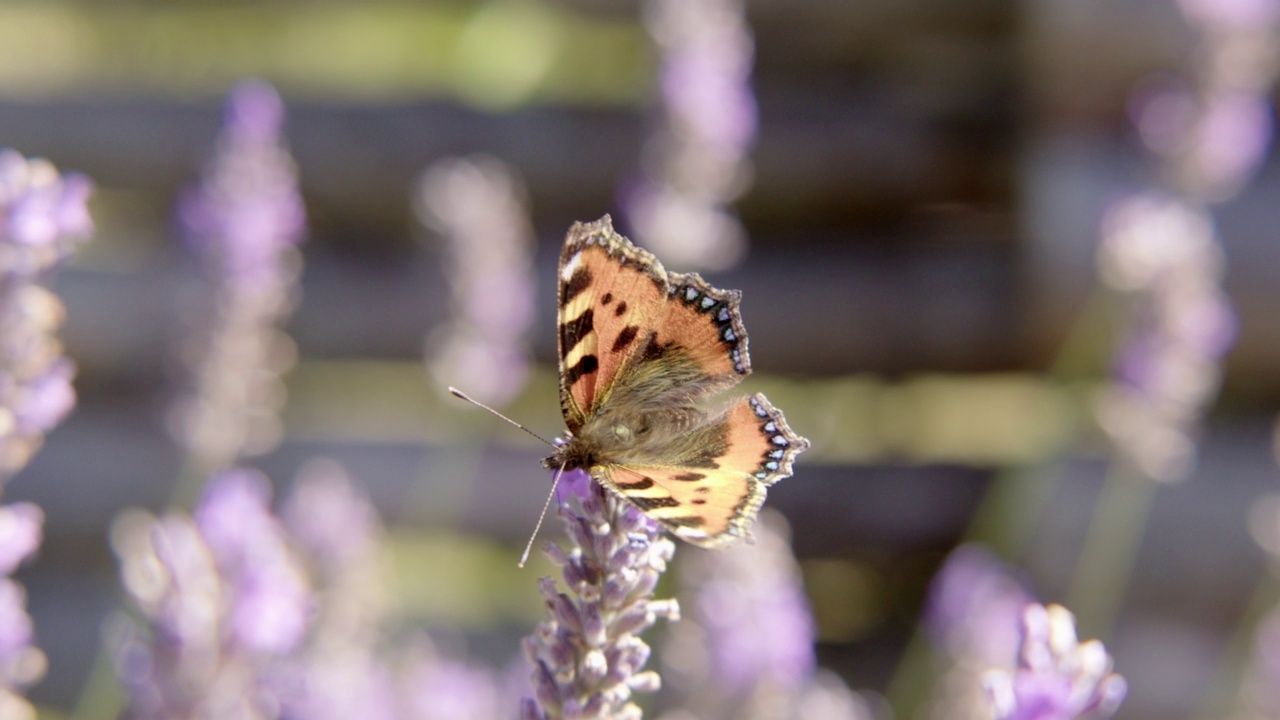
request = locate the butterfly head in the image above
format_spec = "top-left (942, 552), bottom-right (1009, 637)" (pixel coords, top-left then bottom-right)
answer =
top-left (543, 431), bottom-right (591, 473)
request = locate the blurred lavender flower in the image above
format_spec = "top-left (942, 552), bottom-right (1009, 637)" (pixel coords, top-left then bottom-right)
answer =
top-left (0, 150), bottom-right (93, 276)
top-left (280, 459), bottom-right (505, 720)
top-left (0, 151), bottom-right (93, 479)
top-left (625, 0), bottom-right (757, 271)
top-left (1137, 0), bottom-right (1280, 200)
top-left (0, 150), bottom-right (93, 717)
top-left (0, 503), bottom-right (44, 720)
top-left (170, 80), bottom-right (306, 476)
top-left (689, 510), bottom-right (814, 695)
top-left (927, 545), bottom-right (1033, 668)
top-left (401, 651), bottom-right (501, 720)
top-left (521, 469), bottom-right (679, 719)
top-left (279, 459), bottom-right (396, 720)
top-left (415, 155), bottom-right (535, 407)
top-left (113, 468), bottom-right (312, 720)
top-left (983, 604), bottom-right (1126, 720)
top-left (1095, 193), bottom-right (1234, 481)
top-left (1100, 0), bottom-right (1278, 480)
top-left (659, 510), bottom-right (874, 720)
top-left (922, 544), bottom-right (1033, 720)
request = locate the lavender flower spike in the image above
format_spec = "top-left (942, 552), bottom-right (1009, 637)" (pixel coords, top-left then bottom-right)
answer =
top-left (983, 604), bottom-right (1127, 720)
top-left (171, 80), bottom-right (306, 474)
top-left (0, 503), bottom-right (44, 720)
top-left (522, 469), bottom-right (680, 720)
top-left (0, 151), bottom-right (93, 479)
top-left (113, 468), bottom-right (312, 719)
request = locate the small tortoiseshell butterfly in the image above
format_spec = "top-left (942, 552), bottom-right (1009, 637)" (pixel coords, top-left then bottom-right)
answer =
top-left (544, 215), bottom-right (809, 548)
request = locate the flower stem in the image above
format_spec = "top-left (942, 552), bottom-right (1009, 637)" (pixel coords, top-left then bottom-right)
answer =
top-left (1065, 462), bottom-right (1157, 639)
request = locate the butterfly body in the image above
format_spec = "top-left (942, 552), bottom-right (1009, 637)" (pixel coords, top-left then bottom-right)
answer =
top-left (547, 216), bottom-right (809, 549)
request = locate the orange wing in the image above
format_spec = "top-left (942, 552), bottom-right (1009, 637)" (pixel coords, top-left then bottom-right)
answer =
top-left (556, 216), bottom-right (749, 432)
top-left (589, 393), bottom-right (808, 548)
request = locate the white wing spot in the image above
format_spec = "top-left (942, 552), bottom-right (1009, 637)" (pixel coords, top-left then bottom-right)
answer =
top-left (560, 251), bottom-right (583, 282)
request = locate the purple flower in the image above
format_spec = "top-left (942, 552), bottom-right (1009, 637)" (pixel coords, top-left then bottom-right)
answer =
top-left (114, 469), bottom-right (313, 718)
top-left (0, 580), bottom-right (34, 661)
top-left (0, 576), bottom-right (44, 720)
top-left (1178, 0), bottom-right (1280, 29)
top-left (13, 357), bottom-right (75, 436)
top-left (195, 469), bottom-right (310, 655)
top-left (0, 152), bottom-right (92, 481)
top-left (1190, 90), bottom-right (1273, 194)
top-left (689, 511), bottom-right (814, 694)
top-left (983, 604), bottom-right (1127, 720)
top-left (625, 0), bottom-right (757, 271)
top-left (278, 459), bottom-right (511, 720)
top-left (0, 150), bottom-right (93, 275)
top-left (415, 155), bottom-right (535, 407)
top-left (170, 80), bottom-right (306, 473)
top-left (0, 503), bottom-right (41, 577)
top-left (0, 151), bottom-right (92, 717)
top-left (180, 80), bottom-right (305, 286)
top-left (1095, 193), bottom-right (1235, 481)
top-left (283, 653), bottom-right (397, 720)
top-left (659, 510), bottom-right (876, 719)
top-left (406, 659), bottom-right (501, 720)
top-left (926, 544), bottom-right (1033, 667)
top-left (919, 544), bottom-right (1036, 720)
top-left (282, 458), bottom-right (382, 572)
top-left (522, 469), bottom-right (678, 719)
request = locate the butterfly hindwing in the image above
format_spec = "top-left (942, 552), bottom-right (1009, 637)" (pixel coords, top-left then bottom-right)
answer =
top-left (589, 393), bottom-right (807, 547)
top-left (593, 463), bottom-right (767, 547)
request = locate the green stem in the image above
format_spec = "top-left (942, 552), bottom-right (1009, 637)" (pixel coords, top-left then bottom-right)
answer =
top-left (69, 639), bottom-right (125, 720)
top-left (1064, 462), bottom-right (1156, 639)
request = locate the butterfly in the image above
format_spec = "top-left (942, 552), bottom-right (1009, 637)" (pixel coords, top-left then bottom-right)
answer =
top-left (544, 215), bottom-right (809, 548)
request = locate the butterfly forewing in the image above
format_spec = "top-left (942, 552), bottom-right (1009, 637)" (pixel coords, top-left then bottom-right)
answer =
top-left (557, 220), bottom-right (671, 432)
top-left (660, 272), bottom-right (751, 379)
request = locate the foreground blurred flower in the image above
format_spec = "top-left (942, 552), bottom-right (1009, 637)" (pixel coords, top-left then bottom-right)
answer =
top-left (983, 604), bottom-right (1126, 720)
top-left (170, 80), bottom-right (306, 477)
top-left (921, 544), bottom-right (1032, 720)
top-left (927, 545), bottom-right (1034, 668)
top-left (279, 458), bottom-right (396, 720)
top-left (114, 468), bottom-right (312, 719)
top-left (660, 511), bottom-right (874, 720)
top-left (521, 469), bottom-right (679, 719)
top-left (281, 462), bottom-right (507, 720)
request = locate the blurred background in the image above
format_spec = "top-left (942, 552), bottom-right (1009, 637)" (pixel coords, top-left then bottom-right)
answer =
top-left (1, 1), bottom-right (1279, 719)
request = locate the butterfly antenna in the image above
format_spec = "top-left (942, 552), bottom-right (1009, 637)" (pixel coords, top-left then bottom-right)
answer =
top-left (447, 387), bottom-right (556, 448)
top-left (519, 460), bottom-right (566, 568)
